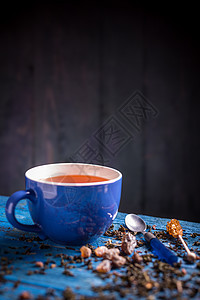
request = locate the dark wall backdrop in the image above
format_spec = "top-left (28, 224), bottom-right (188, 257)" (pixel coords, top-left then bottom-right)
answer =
top-left (0, 2), bottom-right (199, 222)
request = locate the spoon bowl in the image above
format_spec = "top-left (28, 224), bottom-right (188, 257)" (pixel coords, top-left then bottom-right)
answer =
top-left (125, 214), bottom-right (146, 233)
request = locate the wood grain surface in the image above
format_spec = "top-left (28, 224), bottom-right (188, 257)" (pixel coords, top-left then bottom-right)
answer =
top-left (0, 195), bottom-right (200, 299)
top-left (0, 3), bottom-right (199, 221)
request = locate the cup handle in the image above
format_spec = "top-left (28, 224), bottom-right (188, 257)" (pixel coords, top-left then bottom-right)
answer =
top-left (5, 189), bottom-right (46, 239)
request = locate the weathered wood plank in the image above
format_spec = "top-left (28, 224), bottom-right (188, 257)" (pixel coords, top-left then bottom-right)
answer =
top-left (96, 6), bottom-right (145, 215)
top-left (0, 15), bottom-right (35, 195)
top-left (0, 195), bottom-right (200, 299)
top-left (33, 6), bottom-right (101, 166)
top-left (143, 11), bottom-right (200, 222)
top-left (0, 4), bottom-right (199, 222)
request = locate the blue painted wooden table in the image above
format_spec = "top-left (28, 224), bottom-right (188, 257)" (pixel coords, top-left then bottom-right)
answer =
top-left (0, 195), bottom-right (200, 299)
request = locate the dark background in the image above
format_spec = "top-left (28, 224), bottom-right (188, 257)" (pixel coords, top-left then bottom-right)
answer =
top-left (0, 2), bottom-right (199, 222)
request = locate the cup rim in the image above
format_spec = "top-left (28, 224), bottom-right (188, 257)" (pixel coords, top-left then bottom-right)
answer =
top-left (25, 163), bottom-right (122, 186)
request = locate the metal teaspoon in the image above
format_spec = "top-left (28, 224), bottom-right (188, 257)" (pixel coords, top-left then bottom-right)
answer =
top-left (125, 214), bottom-right (178, 265)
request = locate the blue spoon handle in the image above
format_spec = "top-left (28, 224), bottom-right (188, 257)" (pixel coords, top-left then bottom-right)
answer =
top-left (144, 232), bottom-right (178, 265)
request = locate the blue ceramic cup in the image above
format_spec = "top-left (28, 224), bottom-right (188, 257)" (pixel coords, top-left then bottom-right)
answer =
top-left (5, 163), bottom-right (122, 245)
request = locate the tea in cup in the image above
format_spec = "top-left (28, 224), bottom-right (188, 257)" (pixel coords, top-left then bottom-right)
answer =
top-left (5, 163), bottom-right (122, 245)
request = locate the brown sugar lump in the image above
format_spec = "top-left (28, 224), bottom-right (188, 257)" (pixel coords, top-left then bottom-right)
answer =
top-left (80, 246), bottom-right (92, 258)
top-left (96, 259), bottom-right (112, 273)
top-left (121, 232), bottom-right (137, 255)
top-left (94, 246), bottom-right (108, 257)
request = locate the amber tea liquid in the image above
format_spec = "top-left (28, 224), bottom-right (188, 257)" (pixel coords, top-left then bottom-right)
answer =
top-left (43, 174), bottom-right (108, 183)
